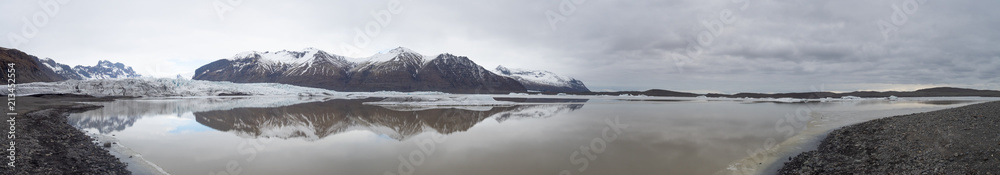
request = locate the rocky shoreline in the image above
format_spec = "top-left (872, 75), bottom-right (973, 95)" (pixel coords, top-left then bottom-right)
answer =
top-left (0, 95), bottom-right (131, 174)
top-left (779, 101), bottom-right (1000, 174)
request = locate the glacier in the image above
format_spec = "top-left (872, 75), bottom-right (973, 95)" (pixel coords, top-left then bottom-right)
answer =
top-left (1, 78), bottom-right (342, 97)
top-left (492, 65), bottom-right (590, 92)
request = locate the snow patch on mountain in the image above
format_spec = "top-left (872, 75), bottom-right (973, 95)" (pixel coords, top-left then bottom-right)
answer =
top-left (492, 65), bottom-right (590, 92)
top-left (227, 48), bottom-right (356, 76)
top-left (364, 47), bottom-right (422, 63)
top-left (237, 48), bottom-right (317, 65)
top-left (38, 58), bottom-right (84, 80)
top-left (493, 66), bottom-right (565, 86)
top-left (40, 58), bottom-right (63, 72)
top-left (222, 47), bottom-right (476, 74)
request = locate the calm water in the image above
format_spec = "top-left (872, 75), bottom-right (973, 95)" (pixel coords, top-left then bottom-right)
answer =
top-left (66, 96), bottom-right (995, 175)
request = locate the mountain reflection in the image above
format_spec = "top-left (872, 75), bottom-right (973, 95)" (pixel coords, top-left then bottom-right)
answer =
top-left (194, 99), bottom-right (586, 141)
top-left (67, 97), bottom-right (328, 134)
top-left (67, 97), bottom-right (586, 141)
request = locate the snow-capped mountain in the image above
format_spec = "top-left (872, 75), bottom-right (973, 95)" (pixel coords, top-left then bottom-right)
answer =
top-left (194, 48), bottom-right (355, 90)
top-left (492, 65), bottom-right (590, 92)
top-left (73, 60), bottom-right (142, 79)
top-left (38, 58), bottom-right (82, 79)
top-left (346, 47), bottom-right (427, 91)
top-left (39, 58), bottom-right (142, 80)
top-left (194, 47), bottom-right (527, 93)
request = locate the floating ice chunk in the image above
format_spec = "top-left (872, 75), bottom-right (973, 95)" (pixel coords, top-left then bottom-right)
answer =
top-left (887, 95), bottom-right (899, 101)
top-left (841, 96), bottom-right (862, 100)
top-left (771, 98), bottom-right (806, 103)
top-left (509, 92), bottom-right (529, 96)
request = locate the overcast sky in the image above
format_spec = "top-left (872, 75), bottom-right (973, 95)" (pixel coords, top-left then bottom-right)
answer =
top-left (1, 0), bottom-right (997, 93)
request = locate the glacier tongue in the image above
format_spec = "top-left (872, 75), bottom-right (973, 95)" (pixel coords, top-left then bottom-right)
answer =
top-left (493, 65), bottom-right (571, 86)
top-left (1, 78), bottom-right (343, 97)
top-left (492, 65), bottom-right (590, 92)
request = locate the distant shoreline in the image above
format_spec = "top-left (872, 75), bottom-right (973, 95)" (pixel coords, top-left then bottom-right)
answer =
top-left (562, 87), bottom-right (1000, 99)
top-left (778, 101), bottom-right (1000, 174)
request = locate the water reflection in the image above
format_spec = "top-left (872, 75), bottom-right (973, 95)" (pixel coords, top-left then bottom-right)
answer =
top-left (195, 99), bottom-right (586, 141)
top-left (69, 97), bottom-right (588, 141)
top-left (68, 97), bottom-right (329, 134)
top-left (63, 96), bottom-right (993, 175)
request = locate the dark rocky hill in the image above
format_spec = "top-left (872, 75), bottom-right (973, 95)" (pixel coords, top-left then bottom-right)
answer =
top-left (0, 47), bottom-right (68, 83)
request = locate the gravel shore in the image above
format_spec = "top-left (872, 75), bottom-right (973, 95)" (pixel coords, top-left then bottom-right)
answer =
top-left (0, 95), bottom-right (131, 174)
top-left (779, 101), bottom-right (1000, 174)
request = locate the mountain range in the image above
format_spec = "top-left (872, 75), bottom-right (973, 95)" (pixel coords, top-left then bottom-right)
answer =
top-left (0, 47), bottom-right (141, 82)
top-left (2, 46), bottom-right (592, 93)
top-left (193, 47), bottom-right (589, 93)
top-left (39, 58), bottom-right (141, 80)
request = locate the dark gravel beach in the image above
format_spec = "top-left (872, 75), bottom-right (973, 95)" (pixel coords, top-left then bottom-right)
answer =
top-left (0, 95), bottom-right (131, 175)
top-left (779, 101), bottom-right (1000, 174)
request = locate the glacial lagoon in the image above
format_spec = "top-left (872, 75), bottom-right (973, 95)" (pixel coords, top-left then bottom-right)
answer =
top-left (66, 96), bottom-right (997, 175)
